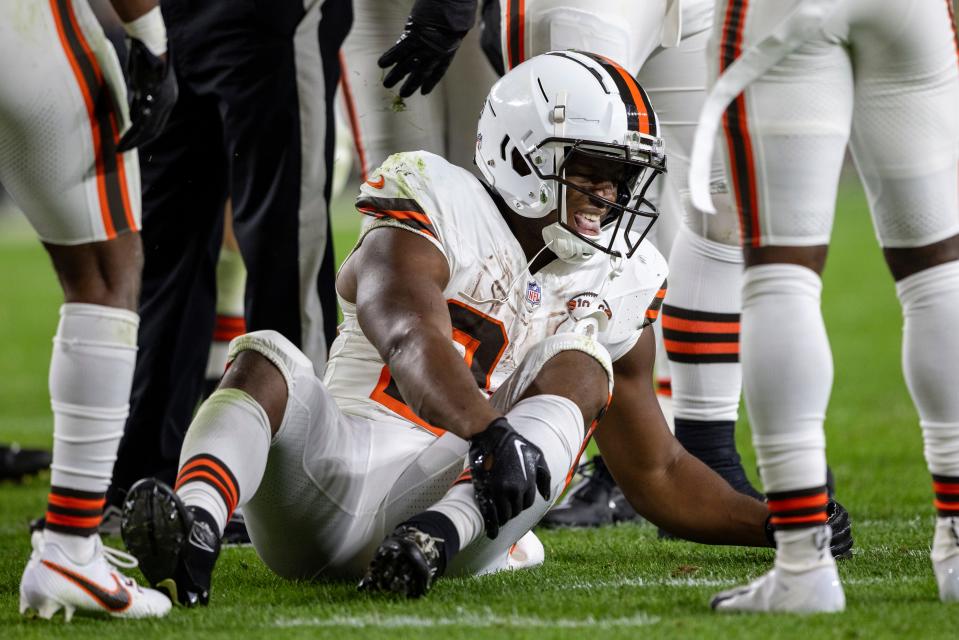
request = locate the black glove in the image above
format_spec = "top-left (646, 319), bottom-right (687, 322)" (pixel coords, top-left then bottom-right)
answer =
top-left (117, 39), bottom-right (178, 152)
top-left (764, 499), bottom-right (854, 560)
top-left (469, 417), bottom-right (551, 540)
top-left (378, 0), bottom-right (477, 97)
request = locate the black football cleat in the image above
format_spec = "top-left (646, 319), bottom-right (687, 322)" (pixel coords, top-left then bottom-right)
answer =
top-left (358, 526), bottom-right (444, 598)
top-left (539, 456), bottom-right (643, 528)
top-left (120, 478), bottom-right (220, 607)
top-left (0, 443), bottom-right (51, 482)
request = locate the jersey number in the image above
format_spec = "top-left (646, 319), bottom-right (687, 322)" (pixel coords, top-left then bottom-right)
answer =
top-left (370, 300), bottom-right (508, 434)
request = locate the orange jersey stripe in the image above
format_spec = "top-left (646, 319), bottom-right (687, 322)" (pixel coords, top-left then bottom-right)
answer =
top-left (661, 315), bottom-right (741, 334)
top-left (768, 493), bottom-right (828, 512)
top-left (935, 498), bottom-right (959, 511)
top-left (663, 340), bottom-right (739, 355)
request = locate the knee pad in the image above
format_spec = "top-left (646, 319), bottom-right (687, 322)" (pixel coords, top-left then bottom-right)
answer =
top-left (490, 334), bottom-right (614, 413)
top-left (227, 330), bottom-right (325, 438)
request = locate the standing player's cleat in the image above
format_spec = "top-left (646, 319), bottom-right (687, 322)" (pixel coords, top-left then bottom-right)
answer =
top-left (932, 517), bottom-right (959, 602)
top-left (506, 530), bottom-right (545, 570)
top-left (539, 456), bottom-right (642, 528)
top-left (358, 525), bottom-right (444, 598)
top-left (19, 531), bottom-right (171, 620)
top-left (711, 563), bottom-right (845, 613)
top-left (120, 478), bottom-right (220, 607)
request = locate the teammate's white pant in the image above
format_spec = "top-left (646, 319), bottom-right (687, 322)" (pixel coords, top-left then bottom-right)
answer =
top-left (0, 0), bottom-right (139, 245)
top-left (339, 0), bottom-right (499, 177)
top-left (208, 330), bottom-right (609, 581)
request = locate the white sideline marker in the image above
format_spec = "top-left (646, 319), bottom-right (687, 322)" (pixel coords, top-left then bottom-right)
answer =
top-left (275, 611), bottom-right (660, 629)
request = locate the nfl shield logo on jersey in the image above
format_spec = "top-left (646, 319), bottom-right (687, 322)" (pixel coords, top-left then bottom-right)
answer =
top-left (525, 280), bottom-right (542, 309)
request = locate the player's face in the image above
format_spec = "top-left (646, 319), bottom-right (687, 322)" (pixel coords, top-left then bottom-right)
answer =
top-left (562, 154), bottom-right (620, 238)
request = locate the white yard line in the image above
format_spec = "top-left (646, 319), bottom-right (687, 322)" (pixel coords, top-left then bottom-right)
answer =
top-left (275, 611), bottom-right (660, 629)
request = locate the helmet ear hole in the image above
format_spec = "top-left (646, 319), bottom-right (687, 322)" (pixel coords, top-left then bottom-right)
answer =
top-left (511, 147), bottom-right (532, 177)
top-left (500, 135), bottom-right (510, 161)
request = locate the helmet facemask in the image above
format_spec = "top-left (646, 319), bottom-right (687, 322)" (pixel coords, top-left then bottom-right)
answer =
top-left (530, 134), bottom-right (666, 264)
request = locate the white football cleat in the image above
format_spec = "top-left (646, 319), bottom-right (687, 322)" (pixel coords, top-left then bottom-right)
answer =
top-left (19, 531), bottom-right (172, 620)
top-left (931, 517), bottom-right (959, 602)
top-left (711, 563), bottom-right (845, 613)
top-left (506, 530), bottom-right (545, 570)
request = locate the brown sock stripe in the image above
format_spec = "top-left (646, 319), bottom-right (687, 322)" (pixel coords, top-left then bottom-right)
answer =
top-left (767, 486), bottom-right (829, 530)
top-left (175, 454), bottom-right (239, 516)
top-left (45, 486), bottom-right (105, 536)
top-left (933, 475), bottom-right (959, 516)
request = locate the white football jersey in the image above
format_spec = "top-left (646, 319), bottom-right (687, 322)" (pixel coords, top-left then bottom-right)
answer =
top-left (325, 151), bottom-right (667, 435)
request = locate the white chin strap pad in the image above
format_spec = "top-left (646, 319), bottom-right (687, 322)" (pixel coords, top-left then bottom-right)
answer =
top-left (541, 222), bottom-right (597, 264)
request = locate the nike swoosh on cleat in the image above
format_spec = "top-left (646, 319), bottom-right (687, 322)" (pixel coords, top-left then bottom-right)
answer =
top-left (514, 440), bottom-right (529, 481)
top-left (41, 560), bottom-right (132, 613)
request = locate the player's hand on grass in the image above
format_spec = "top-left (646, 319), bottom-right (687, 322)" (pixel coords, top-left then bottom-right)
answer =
top-left (469, 417), bottom-right (551, 539)
top-left (377, 0), bottom-right (476, 97)
top-left (118, 39), bottom-right (178, 152)
top-left (764, 499), bottom-right (854, 560)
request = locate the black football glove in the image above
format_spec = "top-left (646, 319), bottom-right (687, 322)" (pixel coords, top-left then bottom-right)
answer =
top-left (377, 0), bottom-right (477, 97)
top-left (469, 417), bottom-right (551, 540)
top-left (117, 39), bottom-right (178, 152)
top-left (764, 499), bottom-right (854, 560)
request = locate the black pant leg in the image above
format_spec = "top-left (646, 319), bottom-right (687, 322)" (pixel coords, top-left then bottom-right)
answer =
top-left (214, 0), bottom-right (350, 371)
top-left (110, 81), bottom-right (227, 499)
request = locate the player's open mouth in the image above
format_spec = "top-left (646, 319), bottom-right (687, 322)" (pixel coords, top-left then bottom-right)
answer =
top-left (572, 211), bottom-right (603, 237)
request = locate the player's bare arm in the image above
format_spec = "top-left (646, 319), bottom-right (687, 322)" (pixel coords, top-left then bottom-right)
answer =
top-left (595, 329), bottom-right (770, 547)
top-left (337, 227), bottom-right (501, 439)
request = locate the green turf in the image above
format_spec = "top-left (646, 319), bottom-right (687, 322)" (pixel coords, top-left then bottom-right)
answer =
top-left (2, 178), bottom-right (959, 638)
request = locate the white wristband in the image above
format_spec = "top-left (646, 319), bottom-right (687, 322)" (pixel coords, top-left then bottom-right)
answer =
top-left (122, 6), bottom-right (168, 57)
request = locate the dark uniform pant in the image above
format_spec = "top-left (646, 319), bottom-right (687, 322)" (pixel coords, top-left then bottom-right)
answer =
top-left (110, 0), bottom-right (352, 498)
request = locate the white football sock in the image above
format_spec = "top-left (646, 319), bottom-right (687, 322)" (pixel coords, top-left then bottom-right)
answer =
top-left (175, 388), bottom-right (271, 535)
top-left (742, 264), bottom-right (829, 493)
top-left (896, 261), bottom-right (959, 478)
top-left (48, 304), bottom-right (138, 493)
top-left (664, 228), bottom-right (743, 422)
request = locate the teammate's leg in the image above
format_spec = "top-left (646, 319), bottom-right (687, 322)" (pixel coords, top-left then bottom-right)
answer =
top-left (846, 0), bottom-right (959, 602)
top-left (640, 27), bottom-right (761, 501)
top-left (122, 332), bottom-right (289, 606)
top-left (708, 0), bottom-right (853, 613)
top-left (204, 202), bottom-right (247, 397)
top-left (0, 0), bottom-right (169, 619)
top-left (361, 334), bottom-right (612, 596)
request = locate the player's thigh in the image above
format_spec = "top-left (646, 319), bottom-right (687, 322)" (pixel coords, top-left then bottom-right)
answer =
top-left (0, 0), bottom-right (139, 246)
top-left (719, 5), bottom-right (853, 248)
top-left (642, 29), bottom-right (739, 247)
top-left (339, 0), bottom-right (446, 174)
top-left (497, 0), bottom-right (666, 73)
top-left (846, 0), bottom-right (959, 249)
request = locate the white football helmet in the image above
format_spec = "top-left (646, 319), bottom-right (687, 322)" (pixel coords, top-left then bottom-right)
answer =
top-left (475, 50), bottom-right (666, 264)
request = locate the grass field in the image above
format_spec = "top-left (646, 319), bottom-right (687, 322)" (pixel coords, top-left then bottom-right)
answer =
top-left (2, 177), bottom-right (959, 638)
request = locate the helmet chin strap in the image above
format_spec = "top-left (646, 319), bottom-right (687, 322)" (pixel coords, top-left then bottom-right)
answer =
top-left (544, 89), bottom-right (600, 265)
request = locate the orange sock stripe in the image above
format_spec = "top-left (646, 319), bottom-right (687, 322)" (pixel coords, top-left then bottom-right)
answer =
top-left (661, 316), bottom-right (741, 334)
top-left (935, 498), bottom-right (959, 512)
top-left (933, 481), bottom-right (959, 495)
top-left (663, 340), bottom-right (740, 355)
top-left (175, 469), bottom-right (238, 513)
top-left (213, 315), bottom-right (247, 342)
top-left (768, 493), bottom-right (828, 513)
top-left (769, 513), bottom-right (828, 526)
top-left (46, 511), bottom-right (102, 530)
top-left (47, 493), bottom-right (106, 511)
top-left (177, 456), bottom-right (239, 506)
